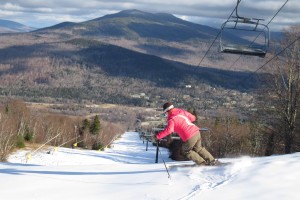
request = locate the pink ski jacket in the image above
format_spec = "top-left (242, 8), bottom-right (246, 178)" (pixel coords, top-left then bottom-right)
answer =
top-left (156, 108), bottom-right (200, 142)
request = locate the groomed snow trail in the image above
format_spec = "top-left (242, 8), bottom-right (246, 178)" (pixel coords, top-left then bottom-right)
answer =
top-left (3, 132), bottom-right (296, 200)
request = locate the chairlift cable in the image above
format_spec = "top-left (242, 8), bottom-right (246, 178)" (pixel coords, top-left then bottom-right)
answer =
top-left (227, 0), bottom-right (289, 71)
top-left (267, 0), bottom-right (289, 27)
top-left (271, 55), bottom-right (289, 90)
top-left (274, 59), bottom-right (289, 90)
top-left (215, 36), bottom-right (299, 116)
top-left (243, 36), bottom-right (300, 81)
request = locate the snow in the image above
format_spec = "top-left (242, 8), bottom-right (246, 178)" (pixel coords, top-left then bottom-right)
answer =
top-left (1, 131), bottom-right (299, 200)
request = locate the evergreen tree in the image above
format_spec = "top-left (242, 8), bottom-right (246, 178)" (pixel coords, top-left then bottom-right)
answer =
top-left (90, 115), bottom-right (101, 135)
top-left (82, 119), bottom-right (90, 132)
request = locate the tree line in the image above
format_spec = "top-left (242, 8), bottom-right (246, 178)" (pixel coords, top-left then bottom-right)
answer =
top-left (0, 99), bottom-right (124, 161)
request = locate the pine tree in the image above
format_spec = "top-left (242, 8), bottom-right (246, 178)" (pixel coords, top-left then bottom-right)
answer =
top-left (82, 119), bottom-right (90, 132)
top-left (90, 115), bottom-right (103, 150)
top-left (90, 115), bottom-right (101, 135)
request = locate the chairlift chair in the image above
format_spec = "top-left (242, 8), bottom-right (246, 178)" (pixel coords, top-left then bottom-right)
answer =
top-left (219, 0), bottom-right (270, 57)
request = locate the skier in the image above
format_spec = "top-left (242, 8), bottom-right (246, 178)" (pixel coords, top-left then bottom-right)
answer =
top-left (155, 102), bottom-right (217, 166)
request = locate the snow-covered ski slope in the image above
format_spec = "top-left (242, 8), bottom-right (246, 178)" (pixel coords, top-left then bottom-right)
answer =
top-left (1, 132), bottom-right (299, 200)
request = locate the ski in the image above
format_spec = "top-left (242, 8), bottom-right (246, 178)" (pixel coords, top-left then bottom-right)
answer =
top-left (168, 164), bottom-right (198, 169)
top-left (168, 161), bottom-right (231, 169)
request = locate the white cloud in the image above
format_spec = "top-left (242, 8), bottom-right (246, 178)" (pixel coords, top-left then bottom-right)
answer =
top-left (33, 7), bottom-right (53, 13)
top-left (2, 2), bottom-right (23, 10)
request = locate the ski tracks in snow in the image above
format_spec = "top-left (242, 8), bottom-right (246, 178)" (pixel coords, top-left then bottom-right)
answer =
top-left (175, 157), bottom-right (252, 200)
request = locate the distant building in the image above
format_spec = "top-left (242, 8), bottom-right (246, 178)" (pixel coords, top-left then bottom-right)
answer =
top-left (131, 94), bottom-right (141, 98)
top-left (183, 95), bottom-right (190, 99)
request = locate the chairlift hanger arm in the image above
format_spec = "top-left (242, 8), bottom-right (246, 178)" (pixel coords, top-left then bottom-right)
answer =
top-left (235, 0), bottom-right (242, 19)
top-left (234, 0), bottom-right (264, 24)
top-left (235, 0), bottom-right (251, 21)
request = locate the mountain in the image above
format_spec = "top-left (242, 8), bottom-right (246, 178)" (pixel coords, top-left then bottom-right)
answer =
top-left (36, 9), bottom-right (218, 42)
top-left (34, 9), bottom-right (267, 70)
top-left (0, 19), bottom-right (35, 33)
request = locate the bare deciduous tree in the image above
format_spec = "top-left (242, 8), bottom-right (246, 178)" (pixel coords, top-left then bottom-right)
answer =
top-left (265, 26), bottom-right (300, 153)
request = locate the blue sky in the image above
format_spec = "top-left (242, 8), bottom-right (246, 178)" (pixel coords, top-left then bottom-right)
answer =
top-left (0, 0), bottom-right (299, 31)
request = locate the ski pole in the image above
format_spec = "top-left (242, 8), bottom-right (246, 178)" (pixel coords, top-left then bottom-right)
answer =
top-left (156, 140), bottom-right (171, 179)
top-left (155, 140), bottom-right (159, 163)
